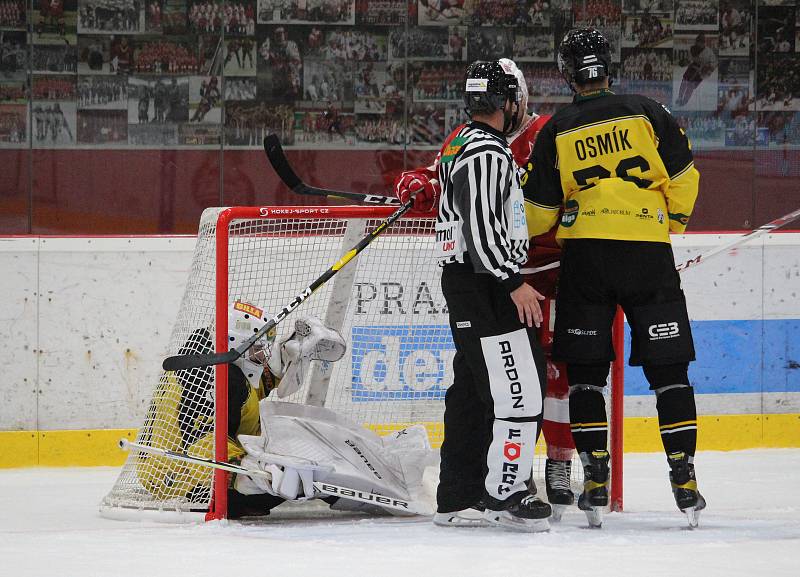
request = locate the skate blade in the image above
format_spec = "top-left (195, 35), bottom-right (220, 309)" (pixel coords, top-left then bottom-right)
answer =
top-left (432, 512), bottom-right (490, 528)
top-left (683, 506), bottom-right (701, 529)
top-left (582, 507), bottom-right (603, 528)
top-left (551, 504), bottom-right (568, 523)
top-left (484, 511), bottom-right (550, 533)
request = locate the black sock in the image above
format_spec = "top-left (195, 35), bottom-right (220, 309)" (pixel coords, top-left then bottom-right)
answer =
top-left (656, 386), bottom-right (697, 458)
top-left (569, 389), bottom-right (608, 455)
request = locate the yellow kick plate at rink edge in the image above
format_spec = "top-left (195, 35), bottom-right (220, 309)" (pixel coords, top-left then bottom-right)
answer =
top-left (1, 415), bottom-right (799, 468)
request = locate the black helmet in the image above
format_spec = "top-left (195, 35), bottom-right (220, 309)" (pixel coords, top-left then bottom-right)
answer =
top-left (463, 60), bottom-right (520, 134)
top-left (463, 60), bottom-right (519, 117)
top-left (557, 28), bottom-right (613, 91)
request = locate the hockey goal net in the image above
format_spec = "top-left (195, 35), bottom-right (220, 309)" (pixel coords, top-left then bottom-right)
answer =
top-left (100, 206), bottom-right (624, 522)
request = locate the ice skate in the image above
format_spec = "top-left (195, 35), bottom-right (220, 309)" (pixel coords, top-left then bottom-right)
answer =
top-left (668, 452), bottom-right (706, 529)
top-left (433, 500), bottom-right (490, 527)
top-left (484, 492), bottom-right (551, 533)
top-left (545, 458), bottom-right (575, 522)
top-left (577, 450), bottom-right (609, 528)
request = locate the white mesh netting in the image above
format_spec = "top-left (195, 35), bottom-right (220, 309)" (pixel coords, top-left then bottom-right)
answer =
top-left (100, 206), bottom-right (616, 519)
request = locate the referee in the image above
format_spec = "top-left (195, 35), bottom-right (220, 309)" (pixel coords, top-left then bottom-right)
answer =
top-left (432, 60), bottom-right (551, 532)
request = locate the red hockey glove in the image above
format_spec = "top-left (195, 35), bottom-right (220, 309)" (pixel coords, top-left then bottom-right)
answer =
top-left (394, 170), bottom-right (440, 213)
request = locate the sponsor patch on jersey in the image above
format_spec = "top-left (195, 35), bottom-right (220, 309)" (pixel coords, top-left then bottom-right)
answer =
top-left (561, 199), bottom-right (579, 227)
top-left (234, 300), bottom-right (263, 319)
top-left (440, 136), bottom-right (467, 164)
top-left (600, 207), bottom-right (631, 216)
top-left (456, 321), bottom-right (471, 328)
top-left (435, 220), bottom-right (461, 257)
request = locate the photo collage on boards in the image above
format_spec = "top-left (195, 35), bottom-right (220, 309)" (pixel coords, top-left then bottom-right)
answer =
top-left (1, 0), bottom-right (799, 148)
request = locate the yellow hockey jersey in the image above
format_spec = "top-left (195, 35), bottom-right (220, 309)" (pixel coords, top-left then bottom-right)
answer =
top-left (524, 89), bottom-right (699, 242)
top-left (137, 335), bottom-right (270, 502)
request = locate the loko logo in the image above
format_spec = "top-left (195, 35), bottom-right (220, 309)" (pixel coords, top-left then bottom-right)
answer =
top-left (504, 441), bottom-right (521, 461)
top-left (351, 325), bottom-right (455, 401)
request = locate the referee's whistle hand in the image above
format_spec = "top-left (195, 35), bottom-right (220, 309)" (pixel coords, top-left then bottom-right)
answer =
top-left (510, 283), bottom-right (545, 329)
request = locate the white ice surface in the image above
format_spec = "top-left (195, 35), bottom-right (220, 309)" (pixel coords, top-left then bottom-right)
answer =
top-left (2, 450), bottom-right (799, 577)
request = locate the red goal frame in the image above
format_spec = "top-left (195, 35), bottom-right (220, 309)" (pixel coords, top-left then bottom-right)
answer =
top-left (209, 206), bottom-right (625, 520)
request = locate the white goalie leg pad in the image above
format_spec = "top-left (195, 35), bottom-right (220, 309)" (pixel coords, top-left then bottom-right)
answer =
top-left (267, 317), bottom-right (347, 399)
top-left (380, 424), bottom-right (436, 492)
top-left (243, 401), bottom-right (435, 514)
top-left (480, 328), bottom-right (543, 502)
top-left (235, 433), bottom-right (333, 500)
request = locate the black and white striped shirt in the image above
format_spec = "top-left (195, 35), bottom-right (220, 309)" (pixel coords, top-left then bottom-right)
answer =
top-left (436, 121), bottom-right (529, 292)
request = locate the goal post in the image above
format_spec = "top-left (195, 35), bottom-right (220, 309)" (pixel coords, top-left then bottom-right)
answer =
top-left (100, 205), bottom-right (624, 521)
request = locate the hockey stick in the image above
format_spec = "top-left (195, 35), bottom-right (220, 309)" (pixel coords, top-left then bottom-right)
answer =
top-left (264, 134), bottom-right (401, 206)
top-left (162, 197), bottom-right (415, 371)
top-left (520, 206), bottom-right (800, 276)
top-left (120, 439), bottom-right (428, 515)
top-left (674, 206), bottom-right (800, 271)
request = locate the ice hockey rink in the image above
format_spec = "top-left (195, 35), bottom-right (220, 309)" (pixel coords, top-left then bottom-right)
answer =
top-left (2, 449), bottom-right (798, 577)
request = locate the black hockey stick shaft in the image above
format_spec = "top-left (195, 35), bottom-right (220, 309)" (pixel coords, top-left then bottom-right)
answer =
top-left (120, 439), bottom-right (428, 515)
top-left (162, 198), bottom-right (415, 372)
top-left (263, 134), bottom-right (401, 206)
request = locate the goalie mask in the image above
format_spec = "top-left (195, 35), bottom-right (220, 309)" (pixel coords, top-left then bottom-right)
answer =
top-left (557, 28), bottom-right (614, 92)
top-left (229, 301), bottom-right (275, 388)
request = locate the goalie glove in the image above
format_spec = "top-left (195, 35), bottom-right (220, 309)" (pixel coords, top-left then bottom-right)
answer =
top-left (267, 317), bottom-right (346, 398)
top-left (234, 434), bottom-right (333, 500)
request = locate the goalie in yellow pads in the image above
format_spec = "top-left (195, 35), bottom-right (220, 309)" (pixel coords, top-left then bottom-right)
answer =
top-left (139, 301), bottom-right (432, 518)
top-left (139, 301), bottom-right (344, 516)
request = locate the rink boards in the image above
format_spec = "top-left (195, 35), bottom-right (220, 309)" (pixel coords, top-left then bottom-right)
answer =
top-left (0, 232), bottom-right (798, 466)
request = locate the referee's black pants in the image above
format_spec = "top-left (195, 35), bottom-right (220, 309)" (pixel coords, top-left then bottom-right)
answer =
top-left (437, 261), bottom-right (547, 513)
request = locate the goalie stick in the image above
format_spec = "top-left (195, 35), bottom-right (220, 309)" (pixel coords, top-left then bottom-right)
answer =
top-left (119, 439), bottom-right (429, 516)
top-left (264, 134), bottom-right (401, 206)
top-left (162, 196), bottom-right (415, 371)
top-left (520, 206), bottom-right (800, 276)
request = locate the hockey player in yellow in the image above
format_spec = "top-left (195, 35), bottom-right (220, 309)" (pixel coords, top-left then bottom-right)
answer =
top-left (525, 28), bottom-right (705, 528)
top-left (137, 301), bottom-right (347, 517)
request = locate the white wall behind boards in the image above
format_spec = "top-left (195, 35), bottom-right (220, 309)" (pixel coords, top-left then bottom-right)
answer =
top-left (0, 237), bottom-right (195, 430)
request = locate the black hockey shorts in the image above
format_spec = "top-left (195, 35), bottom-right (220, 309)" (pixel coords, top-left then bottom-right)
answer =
top-left (552, 239), bottom-right (695, 368)
top-left (439, 262), bottom-right (547, 505)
